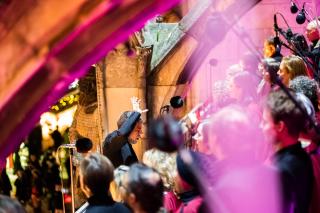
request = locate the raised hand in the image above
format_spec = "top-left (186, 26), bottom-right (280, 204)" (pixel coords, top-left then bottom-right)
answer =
top-left (130, 96), bottom-right (148, 113)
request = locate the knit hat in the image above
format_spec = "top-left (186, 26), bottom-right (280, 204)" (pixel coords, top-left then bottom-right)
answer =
top-left (176, 151), bottom-right (200, 187)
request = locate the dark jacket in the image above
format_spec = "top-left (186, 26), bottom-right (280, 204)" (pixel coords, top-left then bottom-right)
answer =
top-left (86, 194), bottom-right (131, 213)
top-left (0, 169), bottom-right (12, 196)
top-left (103, 112), bottom-right (140, 168)
top-left (274, 143), bottom-right (314, 213)
top-left (311, 41), bottom-right (320, 74)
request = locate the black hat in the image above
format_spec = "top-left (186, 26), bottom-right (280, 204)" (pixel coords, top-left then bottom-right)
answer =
top-left (176, 151), bottom-right (199, 187)
top-left (176, 151), bottom-right (216, 188)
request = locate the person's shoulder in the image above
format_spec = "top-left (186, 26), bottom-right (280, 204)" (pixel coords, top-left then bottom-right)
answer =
top-left (112, 202), bottom-right (131, 212)
top-left (104, 130), bottom-right (120, 143)
top-left (277, 146), bottom-right (312, 172)
top-left (86, 202), bottom-right (131, 213)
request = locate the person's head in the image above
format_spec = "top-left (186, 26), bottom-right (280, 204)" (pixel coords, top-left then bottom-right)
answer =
top-left (263, 36), bottom-right (279, 58)
top-left (174, 151), bottom-right (200, 194)
top-left (259, 58), bottom-right (280, 84)
top-left (289, 76), bottom-right (319, 112)
top-left (79, 153), bottom-right (114, 197)
top-left (50, 130), bottom-right (64, 149)
top-left (0, 195), bottom-right (26, 213)
top-left (193, 120), bottom-right (212, 154)
top-left (306, 18), bottom-right (320, 42)
top-left (112, 165), bottom-right (129, 202)
top-left (122, 163), bottom-right (163, 213)
top-left (278, 55), bottom-right (307, 86)
top-left (262, 90), bottom-right (307, 146)
top-left (75, 137), bottom-right (93, 153)
top-left (209, 105), bottom-right (260, 159)
top-left (117, 111), bottom-right (143, 144)
top-left (229, 71), bottom-right (257, 102)
top-left (239, 52), bottom-right (260, 74)
top-left (290, 33), bottom-right (309, 53)
top-left (142, 148), bottom-right (177, 191)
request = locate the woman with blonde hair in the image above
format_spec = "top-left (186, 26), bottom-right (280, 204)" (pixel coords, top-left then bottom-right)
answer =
top-left (110, 165), bottom-right (130, 202)
top-left (278, 55), bottom-right (308, 86)
top-left (142, 148), bottom-right (179, 212)
top-left (142, 148), bottom-right (177, 191)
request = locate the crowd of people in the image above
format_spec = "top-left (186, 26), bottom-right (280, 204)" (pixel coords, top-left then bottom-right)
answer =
top-left (0, 128), bottom-right (65, 213)
top-left (93, 17), bottom-right (320, 213)
top-left (1, 14), bottom-right (320, 213)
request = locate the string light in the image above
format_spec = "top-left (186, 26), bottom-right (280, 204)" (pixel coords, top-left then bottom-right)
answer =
top-left (50, 94), bottom-right (79, 112)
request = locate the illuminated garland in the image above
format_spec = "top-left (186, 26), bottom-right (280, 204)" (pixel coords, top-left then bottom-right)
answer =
top-left (50, 93), bottom-right (79, 112)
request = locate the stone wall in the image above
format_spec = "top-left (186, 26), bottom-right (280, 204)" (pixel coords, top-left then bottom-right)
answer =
top-left (96, 45), bottom-right (151, 160)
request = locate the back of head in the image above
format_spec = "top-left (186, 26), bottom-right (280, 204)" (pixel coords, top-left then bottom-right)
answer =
top-left (148, 115), bottom-right (183, 152)
top-left (240, 52), bottom-right (260, 73)
top-left (232, 71), bottom-right (258, 101)
top-left (210, 105), bottom-right (259, 157)
top-left (80, 153), bottom-right (114, 195)
top-left (0, 195), bottom-right (26, 213)
top-left (264, 36), bottom-right (281, 60)
top-left (114, 165), bottom-right (130, 189)
top-left (289, 76), bottom-right (319, 112)
top-left (265, 36), bottom-right (276, 47)
top-left (267, 89), bottom-right (306, 137)
top-left (127, 163), bottom-right (164, 213)
top-left (117, 111), bottom-right (133, 129)
top-left (291, 33), bottom-right (309, 53)
top-left (176, 151), bottom-right (202, 188)
top-left (142, 148), bottom-right (177, 190)
top-left (281, 55), bottom-right (307, 80)
top-left (112, 165), bottom-right (130, 202)
top-left (76, 137), bottom-right (93, 153)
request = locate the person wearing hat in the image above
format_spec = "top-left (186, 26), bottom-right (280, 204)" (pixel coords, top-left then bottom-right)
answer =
top-left (103, 97), bottom-right (146, 168)
top-left (103, 111), bottom-right (142, 168)
top-left (79, 153), bottom-right (131, 213)
top-left (173, 151), bottom-right (203, 213)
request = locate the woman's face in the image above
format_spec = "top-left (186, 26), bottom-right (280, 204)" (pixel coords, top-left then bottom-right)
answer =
top-left (278, 62), bottom-right (291, 86)
top-left (259, 63), bottom-right (270, 83)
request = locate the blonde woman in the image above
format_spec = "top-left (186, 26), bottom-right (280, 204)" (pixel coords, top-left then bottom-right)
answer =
top-left (142, 148), bottom-right (179, 212)
top-left (142, 148), bottom-right (177, 191)
top-left (110, 165), bottom-right (129, 202)
top-left (278, 55), bottom-right (308, 86)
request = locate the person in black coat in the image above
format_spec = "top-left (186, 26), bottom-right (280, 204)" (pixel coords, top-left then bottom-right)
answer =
top-left (0, 166), bottom-right (12, 196)
top-left (14, 169), bottom-right (31, 205)
top-left (263, 90), bottom-right (314, 213)
top-left (103, 111), bottom-right (142, 168)
top-left (305, 18), bottom-right (320, 75)
top-left (79, 153), bottom-right (131, 213)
